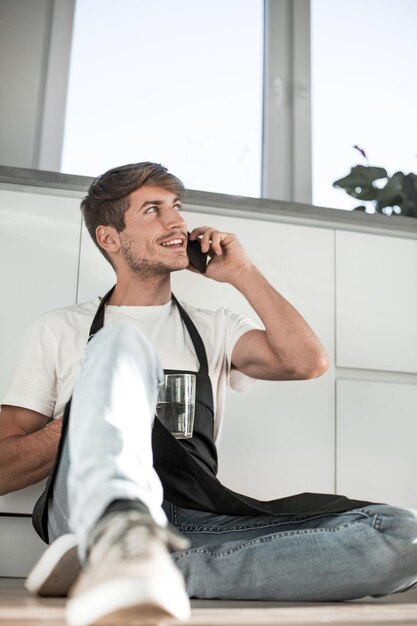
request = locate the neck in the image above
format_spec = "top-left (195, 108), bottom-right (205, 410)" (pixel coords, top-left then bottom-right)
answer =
top-left (108, 274), bottom-right (172, 306)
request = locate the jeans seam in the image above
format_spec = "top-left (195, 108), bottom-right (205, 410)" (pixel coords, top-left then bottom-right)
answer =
top-left (173, 503), bottom-right (178, 526)
top-left (175, 513), bottom-right (373, 534)
top-left (172, 522), bottom-right (363, 559)
top-left (176, 522), bottom-right (293, 533)
top-left (173, 508), bottom-right (376, 534)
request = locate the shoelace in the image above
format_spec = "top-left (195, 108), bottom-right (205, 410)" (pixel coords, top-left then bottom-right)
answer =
top-left (88, 511), bottom-right (190, 566)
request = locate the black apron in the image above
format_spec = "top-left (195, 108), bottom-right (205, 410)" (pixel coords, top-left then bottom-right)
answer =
top-left (33, 287), bottom-right (371, 542)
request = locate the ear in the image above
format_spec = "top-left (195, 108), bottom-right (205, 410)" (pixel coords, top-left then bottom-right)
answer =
top-left (96, 225), bottom-right (121, 255)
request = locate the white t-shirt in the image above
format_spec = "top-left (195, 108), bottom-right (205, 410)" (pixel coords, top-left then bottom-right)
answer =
top-left (2, 298), bottom-right (259, 441)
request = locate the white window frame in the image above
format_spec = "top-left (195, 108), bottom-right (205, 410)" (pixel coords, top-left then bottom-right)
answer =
top-left (37, 0), bottom-right (76, 172)
top-left (262, 0), bottom-right (311, 203)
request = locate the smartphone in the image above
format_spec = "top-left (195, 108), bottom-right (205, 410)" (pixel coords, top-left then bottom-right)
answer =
top-left (187, 233), bottom-right (208, 273)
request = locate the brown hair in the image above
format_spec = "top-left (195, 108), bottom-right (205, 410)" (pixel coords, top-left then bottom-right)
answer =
top-left (81, 162), bottom-right (185, 265)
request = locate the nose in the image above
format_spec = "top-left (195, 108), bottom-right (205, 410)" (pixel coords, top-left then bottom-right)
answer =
top-left (163, 206), bottom-right (187, 230)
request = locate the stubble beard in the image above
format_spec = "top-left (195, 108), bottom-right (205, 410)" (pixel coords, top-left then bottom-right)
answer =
top-left (120, 234), bottom-right (187, 279)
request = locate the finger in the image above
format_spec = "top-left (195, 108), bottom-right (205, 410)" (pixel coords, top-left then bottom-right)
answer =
top-left (209, 231), bottom-right (223, 256)
top-left (193, 228), bottom-right (214, 253)
top-left (189, 227), bottom-right (227, 255)
top-left (201, 229), bottom-right (215, 253)
top-left (188, 227), bottom-right (212, 253)
top-left (203, 229), bottom-right (226, 255)
top-left (189, 226), bottom-right (210, 241)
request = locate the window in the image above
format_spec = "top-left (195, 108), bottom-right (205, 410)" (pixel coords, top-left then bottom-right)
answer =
top-left (311, 0), bottom-right (417, 210)
top-left (61, 0), bottom-right (264, 197)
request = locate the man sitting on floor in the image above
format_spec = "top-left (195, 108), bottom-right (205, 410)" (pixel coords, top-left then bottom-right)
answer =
top-left (1, 162), bottom-right (416, 626)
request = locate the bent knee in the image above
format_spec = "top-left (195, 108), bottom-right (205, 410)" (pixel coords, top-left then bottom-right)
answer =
top-left (369, 504), bottom-right (417, 540)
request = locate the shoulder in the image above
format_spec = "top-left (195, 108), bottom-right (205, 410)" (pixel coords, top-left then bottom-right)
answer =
top-left (176, 300), bottom-right (229, 326)
top-left (27, 298), bottom-right (100, 341)
top-left (176, 300), bottom-right (259, 336)
top-left (37, 298), bottom-right (100, 324)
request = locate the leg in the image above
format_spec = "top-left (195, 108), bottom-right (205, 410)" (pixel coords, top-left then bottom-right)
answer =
top-left (48, 322), bottom-right (167, 561)
top-left (164, 502), bottom-right (417, 601)
top-left (43, 323), bottom-right (190, 624)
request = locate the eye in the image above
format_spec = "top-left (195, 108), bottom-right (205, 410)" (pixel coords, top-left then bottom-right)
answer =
top-left (145, 206), bottom-right (158, 214)
top-left (174, 204), bottom-right (183, 212)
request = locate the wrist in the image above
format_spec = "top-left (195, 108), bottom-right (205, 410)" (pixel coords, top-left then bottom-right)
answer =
top-left (229, 262), bottom-right (261, 290)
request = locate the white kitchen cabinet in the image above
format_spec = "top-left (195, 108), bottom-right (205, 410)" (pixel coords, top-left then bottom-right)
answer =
top-left (0, 188), bottom-right (81, 398)
top-left (0, 517), bottom-right (45, 577)
top-left (172, 214), bottom-right (336, 500)
top-left (0, 482), bottom-right (45, 515)
top-left (0, 187), bottom-right (81, 571)
top-left (336, 231), bottom-right (417, 373)
top-left (77, 222), bottom-right (116, 302)
top-left (336, 378), bottom-right (417, 510)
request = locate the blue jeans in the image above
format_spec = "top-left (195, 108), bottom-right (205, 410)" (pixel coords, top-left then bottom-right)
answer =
top-left (163, 502), bottom-right (417, 601)
top-left (48, 323), bottom-right (417, 601)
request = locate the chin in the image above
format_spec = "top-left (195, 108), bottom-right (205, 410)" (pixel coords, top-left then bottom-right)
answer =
top-left (170, 258), bottom-right (190, 272)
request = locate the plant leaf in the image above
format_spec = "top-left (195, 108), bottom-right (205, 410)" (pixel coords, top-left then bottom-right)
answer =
top-left (400, 173), bottom-right (417, 217)
top-left (333, 165), bottom-right (387, 201)
top-left (375, 172), bottom-right (407, 213)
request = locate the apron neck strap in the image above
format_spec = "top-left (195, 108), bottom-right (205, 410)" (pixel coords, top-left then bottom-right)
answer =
top-left (171, 294), bottom-right (209, 374)
top-left (88, 286), bottom-right (209, 374)
top-left (88, 285), bottom-right (115, 342)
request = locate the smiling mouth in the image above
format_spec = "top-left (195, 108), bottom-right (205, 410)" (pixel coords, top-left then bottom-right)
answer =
top-left (160, 238), bottom-right (185, 249)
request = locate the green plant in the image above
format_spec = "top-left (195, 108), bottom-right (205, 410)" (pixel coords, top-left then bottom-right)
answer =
top-left (333, 148), bottom-right (417, 217)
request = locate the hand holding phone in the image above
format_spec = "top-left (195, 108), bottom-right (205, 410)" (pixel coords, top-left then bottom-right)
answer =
top-left (187, 233), bottom-right (208, 273)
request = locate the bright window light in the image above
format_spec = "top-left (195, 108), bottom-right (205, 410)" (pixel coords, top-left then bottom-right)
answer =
top-left (61, 0), bottom-right (264, 197)
top-left (311, 0), bottom-right (417, 210)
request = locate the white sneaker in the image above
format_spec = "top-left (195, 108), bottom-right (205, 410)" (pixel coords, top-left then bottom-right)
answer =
top-left (25, 533), bottom-right (81, 597)
top-left (66, 511), bottom-right (191, 626)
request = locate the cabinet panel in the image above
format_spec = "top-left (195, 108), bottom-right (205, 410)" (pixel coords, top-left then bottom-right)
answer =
top-left (0, 482), bottom-right (45, 514)
top-left (336, 231), bottom-right (417, 373)
top-left (173, 215), bottom-right (336, 499)
top-left (77, 222), bottom-right (116, 302)
top-left (336, 379), bottom-right (417, 509)
top-left (0, 517), bottom-right (45, 577)
top-left (0, 188), bottom-right (81, 398)
top-left (0, 187), bottom-right (81, 525)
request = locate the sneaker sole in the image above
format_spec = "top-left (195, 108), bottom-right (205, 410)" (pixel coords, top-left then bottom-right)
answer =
top-left (66, 578), bottom-right (191, 626)
top-left (72, 601), bottom-right (183, 625)
top-left (25, 534), bottom-right (81, 597)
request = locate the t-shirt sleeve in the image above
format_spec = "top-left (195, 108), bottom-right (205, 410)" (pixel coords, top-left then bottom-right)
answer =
top-left (1, 317), bottom-right (59, 417)
top-left (223, 307), bottom-right (261, 393)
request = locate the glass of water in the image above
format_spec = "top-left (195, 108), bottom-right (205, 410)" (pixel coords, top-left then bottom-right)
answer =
top-left (156, 374), bottom-right (196, 439)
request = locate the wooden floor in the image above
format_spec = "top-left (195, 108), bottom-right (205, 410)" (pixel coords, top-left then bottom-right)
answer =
top-left (2, 577), bottom-right (417, 626)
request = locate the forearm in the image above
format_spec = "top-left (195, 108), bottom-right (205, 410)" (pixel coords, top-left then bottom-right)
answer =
top-left (231, 264), bottom-right (329, 377)
top-left (0, 418), bottom-right (62, 495)
top-left (190, 226), bottom-right (329, 378)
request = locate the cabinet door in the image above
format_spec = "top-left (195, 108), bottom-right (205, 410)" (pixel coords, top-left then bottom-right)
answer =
top-left (172, 214), bottom-right (335, 500)
top-left (0, 482), bottom-right (45, 515)
top-left (0, 187), bottom-right (81, 397)
top-left (336, 379), bottom-right (417, 509)
top-left (77, 222), bottom-right (116, 302)
top-left (0, 187), bottom-right (80, 518)
top-left (336, 231), bottom-right (417, 373)
top-left (0, 517), bottom-right (45, 577)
